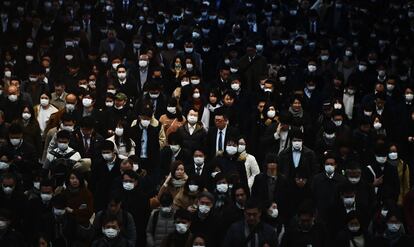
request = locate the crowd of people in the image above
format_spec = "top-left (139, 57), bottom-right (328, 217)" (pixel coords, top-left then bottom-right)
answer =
top-left (1, 0), bottom-right (414, 246)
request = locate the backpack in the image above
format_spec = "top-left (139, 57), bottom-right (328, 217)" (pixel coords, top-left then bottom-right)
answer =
top-left (49, 150), bottom-right (77, 186)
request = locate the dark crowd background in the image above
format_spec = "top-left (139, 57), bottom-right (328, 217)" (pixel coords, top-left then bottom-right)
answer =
top-left (0, 0), bottom-right (414, 246)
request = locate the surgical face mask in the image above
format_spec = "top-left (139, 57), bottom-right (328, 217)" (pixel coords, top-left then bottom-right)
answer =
top-left (269, 208), bottom-right (279, 218)
top-left (294, 45), bottom-right (302, 51)
top-left (191, 78), bottom-right (200, 85)
top-left (33, 182), bottom-right (40, 190)
top-left (53, 208), bottom-right (66, 216)
top-left (325, 165), bottom-right (335, 175)
top-left (348, 177), bottom-right (360, 184)
top-left (279, 76), bottom-right (287, 82)
top-left (192, 32), bottom-right (200, 39)
top-left (386, 84), bottom-right (395, 91)
top-left (216, 183), bottom-right (228, 193)
top-left (358, 65), bottom-right (367, 72)
top-left (105, 101), bottom-right (114, 107)
top-left (375, 156), bottom-right (387, 164)
top-left (186, 63), bottom-right (193, 71)
top-left (58, 142), bottom-right (68, 151)
top-left (0, 220), bottom-right (7, 230)
top-left (25, 55), bottom-right (34, 62)
top-left (292, 141), bottom-right (302, 150)
top-left (324, 133), bottom-right (335, 139)
top-left (112, 63), bottom-right (120, 70)
top-left (139, 60), bottom-right (148, 67)
top-left (115, 127), bottom-right (124, 136)
top-left (133, 163), bottom-right (139, 172)
top-left (0, 162), bottom-right (10, 170)
top-left (320, 55), bottom-right (329, 61)
top-left (405, 94), bottom-right (414, 101)
top-left (348, 225), bottom-right (360, 233)
top-left (192, 92), bottom-right (200, 99)
top-left (211, 172), bottom-right (219, 178)
top-left (343, 197), bottom-right (355, 207)
top-left (388, 152), bottom-right (398, 160)
top-left (4, 71), bottom-right (11, 78)
top-left (2, 186), bottom-right (13, 195)
top-left (345, 50), bottom-right (353, 57)
top-left (102, 228), bottom-right (119, 238)
top-left (226, 146), bottom-right (237, 155)
top-left (194, 157), bottom-right (204, 165)
top-left (123, 182), bottom-right (135, 191)
top-left (156, 42), bottom-right (164, 48)
top-left (184, 47), bottom-right (193, 53)
top-left (82, 98), bottom-right (93, 107)
top-left (202, 47), bottom-right (210, 53)
top-left (230, 68), bottom-right (238, 73)
top-left (170, 145), bottom-right (180, 153)
top-left (102, 153), bottom-right (113, 161)
top-left (149, 93), bottom-right (160, 99)
top-left (308, 65), bottom-right (317, 72)
top-left (40, 193), bottom-right (53, 202)
top-left (140, 119), bottom-right (151, 128)
top-left (100, 57), bottom-right (108, 63)
top-left (175, 223), bottom-right (188, 234)
top-left (65, 103), bottom-right (75, 112)
top-left (187, 115), bottom-right (198, 124)
top-left (22, 112), bottom-right (31, 120)
top-left (8, 94), bottom-right (18, 102)
top-left (40, 98), bottom-right (49, 107)
top-left (334, 103), bottom-right (342, 109)
top-left (364, 111), bottom-right (372, 117)
top-left (181, 80), bottom-right (190, 87)
top-left (117, 72), bottom-right (127, 80)
top-left (88, 80), bottom-right (96, 88)
top-left (373, 122), bottom-right (382, 130)
top-left (198, 204), bottom-right (210, 214)
top-left (10, 138), bottom-right (21, 146)
top-left (237, 144), bottom-right (246, 153)
top-left (167, 43), bottom-right (174, 49)
top-left (188, 184), bottom-right (199, 192)
top-left (167, 106), bottom-right (176, 114)
top-left (333, 120), bottom-right (342, 126)
top-left (65, 54), bottom-right (73, 61)
top-left (307, 85), bottom-right (316, 91)
top-left (387, 223), bottom-right (401, 233)
top-left (267, 110), bottom-right (276, 118)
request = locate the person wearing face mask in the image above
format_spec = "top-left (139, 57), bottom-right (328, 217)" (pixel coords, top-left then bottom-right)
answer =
top-left (221, 185), bottom-right (248, 229)
top-left (160, 209), bottom-right (193, 247)
top-left (277, 128), bottom-right (319, 180)
top-left (373, 211), bottom-right (413, 246)
top-left (71, 116), bottom-right (105, 160)
top-left (159, 98), bottom-right (186, 137)
top-left (146, 192), bottom-right (176, 247)
top-left (159, 132), bottom-right (192, 179)
top-left (21, 65), bottom-right (50, 106)
top-left (0, 208), bottom-right (28, 247)
top-left (386, 144), bottom-right (410, 206)
top-left (114, 64), bottom-right (138, 102)
top-left (176, 108), bottom-right (207, 153)
top-left (129, 105), bottom-right (161, 174)
top-left (34, 92), bottom-right (58, 137)
top-left (173, 176), bottom-right (204, 210)
top-left (105, 93), bottom-right (134, 137)
top-left (176, 40), bottom-right (202, 73)
top-left (92, 215), bottom-right (130, 247)
top-left (363, 144), bottom-right (399, 202)
top-left (119, 170), bottom-right (151, 247)
top-left (348, 60), bottom-right (375, 97)
top-left (335, 212), bottom-right (374, 247)
top-left (89, 140), bottom-right (121, 212)
top-left (107, 120), bottom-right (136, 160)
top-left (17, 105), bottom-right (42, 157)
top-left (236, 137), bottom-right (259, 190)
top-left (1, 123), bottom-right (38, 190)
top-left (238, 42), bottom-right (267, 92)
top-left (134, 81), bottom-right (167, 120)
top-left (311, 152), bottom-right (346, 230)
top-left (2, 85), bottom-right (30, 123)
top-left (98, 28), bottom-right (125, 59)
top-left (314, 122), bottom-right (337, 162)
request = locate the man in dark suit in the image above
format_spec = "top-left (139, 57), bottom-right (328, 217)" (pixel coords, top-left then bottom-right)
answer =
top-left (134, 81), bottom-right (167, 119)
top-left (186, 149), bottom-right (212, 188)
top-left (223, 199), bottom-right (278, 247)
top-left (237, 42), bottom-right (267, 92)
top-left (98, 28), bottom-right (125, 60)
top-left (277, 128), bottom-right (319, 180)
top-left (206, 108), bottom-right (239, 160)
top-left (71, 116), bottom-right (104, 160)
top-left (251, 154), bottom-right (289, 222)
top-left (176, 108), bottom-right (207, 153)
top-left (114, 64), bottom-right (138, 103)
top-left (128, 104), bottom-right (160, 175)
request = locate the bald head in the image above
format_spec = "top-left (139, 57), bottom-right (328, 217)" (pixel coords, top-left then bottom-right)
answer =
top-left (66, 94), bottom-right (77, 104)
top-left (7, 85), bottom-right (18, 96)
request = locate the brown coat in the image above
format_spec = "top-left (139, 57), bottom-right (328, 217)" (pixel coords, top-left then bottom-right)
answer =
top-left (173, 189), bottom-right (197, 210)
top-left (63, 186), bottom-right (94, 226)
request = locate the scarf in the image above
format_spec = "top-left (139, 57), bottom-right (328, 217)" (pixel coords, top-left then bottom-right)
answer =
top-left (289, 106), bottom-right (303, 118)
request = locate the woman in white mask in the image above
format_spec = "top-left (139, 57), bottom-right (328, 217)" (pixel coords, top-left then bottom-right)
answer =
top-left (17, 105), bottom-right (42, 156)
top-left (159, 98), bottom-right (186, 136)
top-left (35, 92), bottom-right (58, 137)
top-left (106, 120), bottom-right (136, 160)
top-left (236, 137), bottom-right (260, 191)
top-left (387, 144), bottom-right (410, 206)
top-left (173, 177), bottom-right (203, 211)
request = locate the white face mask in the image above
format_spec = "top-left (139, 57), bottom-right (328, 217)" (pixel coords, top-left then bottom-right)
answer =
top-left (140, 119), bottom-right (151, 128)
top-left (175, 223), bottom-right (188, 234)
top-left (308, 65), bottom-right (317, 72)
top-left (117, 72), bottom-right (127, 80)
top-left (58, 142), bottom-right (68, 151)
top-left (334, 103), bottom-right (342, 109)
top-left (375, 156), bottom-right (387, 164)
top-left (10, 138), bottom-right (21, 146)
top-left (65, 103), bottom-right (75, 112)
top-left (184, 47), bottom-right (193, 53)
top-left (267, 110), bottom-right (276, 118)
top-left (82, 98), bottom-right (93, 107)
top-left (40, 193), bottom-right (53, 202)
top-left (230, 68), bottom-right (238, 73)
top-left (181, 80), bottom-right (190, 87)
top-left (333, 120), bottom-right (342, 127)
top-left (22, 112), bottom-right (31, 120)
top-left (102, 153), bottom-right (113, 161)
top-left (40, 98), bottom-right (49, 107)
top-left (348, 225), bottom-right (360, 233)
top-left (373, 122), bottom-right (382, 130)
top-left (186, 64), bottom-right (194, 71)
top-left (198, 204), bottom-right (210, 214)
top-left (343, 197), bottom-right (355, 207)
top-left (192, 92), bottom-right (200, 99)
top-left (237, 144), bottom-right (246, 153)
top-left (358, 65), bottom-right (367, 72)
top-left (102, 228), bottom-right (119, 238)
top-left (387, 223), bottom-right (401, 233)
top-left (4, 71), bottom-right (11, 78)
top-left (170, 144), bottom-right (180, 153)
top-left (269, 208), bottom-right (279, 218)
top-left (194, 157), bottom-right (204, 165)
top-left (292, 141), bottom-right (302, 150)
top-left (0, 161), bottom-right (10, 170)
top-left (161, 206), bottom-right (172, 214)
top-left (122, 182), bottom-right (135, 191)
top-left (105, 101), bottom-right (114, 107)
top-left (167, 106), bottom-right (176, 114)
top-left (187, 115), bottom-right (198, 124)
top-left (405, 94), bottom-right (414, 101)
top-left (216, 183), bottom-right (228, 193)
top-left (167, 43), bottom-right (174, 49)
top-left (8, 94), bottom-right (18, 102)
top-left (325, 165), bottom-right (335, 175)
top-left (348, 177), bottom-right (360, 184)
top-left (115, 127), bottom-right (124, 136)
top-left (386, 84), bottom-right (395, 91)
top-left (112, 63), bottom-right (120, 70)
top-left (191, 79), bottom-right (200, 85)
top-left (139, 60), bottom-right (148, 67)
top-left (188, 184), bottom-right (199, 192)
top-left (149, 93), bottom-right (160, 99)
top-left (388, 152), bottom-right (398, 160)
top-left (101, 57), bottom-right (108, 63)
top-left (53, 208), bottom-right (66, 216)
top-left (226, 146), bottom-right (237, 155)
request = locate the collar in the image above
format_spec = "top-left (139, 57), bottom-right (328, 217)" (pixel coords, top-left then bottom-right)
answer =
top-left (118, 78), bottom-right (126, 84)
top-left (326, 172), bottom-right (335, 179)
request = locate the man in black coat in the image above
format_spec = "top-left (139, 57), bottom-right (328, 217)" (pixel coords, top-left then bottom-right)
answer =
top-left (223, 199), bottom-right (278, 247)
top-left (237, 42), bottom-right (267, 92)
top-left (113, 64), bottom-right (138, 104)
top-left (71, 116), bottom-right (105, 160)
top-left (251, 153), bottom-right (290, 223)
top-left (176, 108), bottom-right (207, 153)
top-left (186, 149), bottom-right (212, 188)
top-left (277, 128), bottom-right (319, 180)
top-left (89, 140), bottom-right (121, 212)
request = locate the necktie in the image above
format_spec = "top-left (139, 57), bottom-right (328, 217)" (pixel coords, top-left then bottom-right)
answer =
top-left (196, 167), bottom-right (201, 176)
top-left (84, 137), bottom-right (89, 152)
top-left (218, 130), bottom-right (223, 151)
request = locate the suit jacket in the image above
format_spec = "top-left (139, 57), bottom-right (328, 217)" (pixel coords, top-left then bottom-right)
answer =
top-left (186, 162), bottom-right (213, 188)
top-left (206, 126), bottom-right (239, 159)
top-left (99, 38), bottom-right (125, 60)
top-left (277, 146), bottom-right (319, 180)
top-left (114, 77), bottom-right (139, 103)
top-left (223, 221), bottom-right (278, 247)
top-left (71, 130), bottom-right (105, 160)
top-left (176, 123), bottom-right (207, 153)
